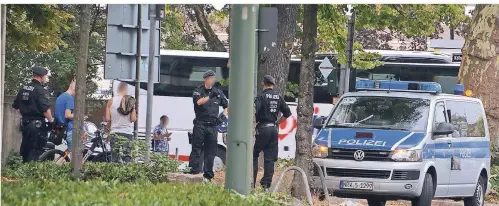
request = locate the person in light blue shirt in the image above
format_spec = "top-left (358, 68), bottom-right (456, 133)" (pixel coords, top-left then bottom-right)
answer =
top-left (55, 80), bottom-right (75, 151)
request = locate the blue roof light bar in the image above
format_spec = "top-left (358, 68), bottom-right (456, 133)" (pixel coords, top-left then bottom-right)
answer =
top-left (355, 80), bottom-right (442, 93)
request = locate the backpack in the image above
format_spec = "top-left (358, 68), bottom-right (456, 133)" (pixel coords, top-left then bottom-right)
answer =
top-left (117, 95), bottom-right (136, 115)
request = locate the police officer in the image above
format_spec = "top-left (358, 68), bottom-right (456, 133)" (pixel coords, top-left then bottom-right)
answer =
top-left (12, 66), bottom-right (54, 162)
top-left (253, 75), bottom-right (292, 189)
top-left (189, 70), bottom-right (228, 181)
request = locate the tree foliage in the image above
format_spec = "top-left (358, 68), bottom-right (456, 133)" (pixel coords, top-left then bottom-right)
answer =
top-left (317, 4), bottom-right (468, 69)
top-left (5, 5), bottom-right (105, 97)
top-left (6, 5), bottom-right (73, 52)
top-left (161, 5), bottom-right (203, 51)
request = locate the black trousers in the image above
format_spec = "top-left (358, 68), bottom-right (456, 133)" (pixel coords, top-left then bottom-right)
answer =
top-left (20, 120), bottom-right (48, 162)
top-left (253, 124), bottom-right (278, 188)
top-left (188, 124), bottom-right (218, 180)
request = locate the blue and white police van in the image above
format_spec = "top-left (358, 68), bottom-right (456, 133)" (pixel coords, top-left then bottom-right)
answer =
top-left (311, 80), bottom-right (491, 206)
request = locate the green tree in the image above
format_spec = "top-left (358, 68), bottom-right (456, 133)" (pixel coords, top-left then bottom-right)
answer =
top-left (5, 5), bottom-right (105, 97)
top-left (161, 5), bottom-right (203, 51)
top-left (72, 4), bottom-right (92, 177)
top-left (291, 4), bottom-right (317, 199)
top-left (317, 4), bottom-right (468, 68)
top-left (6, 5), bottom-right (73, 52)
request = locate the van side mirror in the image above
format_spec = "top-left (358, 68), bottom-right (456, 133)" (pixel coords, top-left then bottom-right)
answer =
top-left (433, 122), bottom-right (454, 136)
top-left (313, 117), bottom-right (326, 130)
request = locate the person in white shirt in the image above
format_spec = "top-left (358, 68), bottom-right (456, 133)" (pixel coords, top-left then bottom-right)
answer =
top-left (105, 82), bottom-right (136, 162)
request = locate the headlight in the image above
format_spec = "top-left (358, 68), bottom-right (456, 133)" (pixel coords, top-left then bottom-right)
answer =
top-left (312, 144), bottom-right (329, 158)
top-left (391, 149), bottom-right (422, 162)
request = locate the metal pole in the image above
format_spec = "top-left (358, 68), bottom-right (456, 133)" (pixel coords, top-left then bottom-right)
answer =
top-left (225, 4), bottom-right (258, 195)
top-left (345, 8), bottom-right (355, 93)
top-left (338, 65), bottom-right (345, 95)
top-left (144, 5), bottom-right (156, 163)
top-left (134, 4), bottom-right (142, 140)
top-left (254, 8), bottom-right (259, 98)
top-left (0, 5), bottom-right (6, 155)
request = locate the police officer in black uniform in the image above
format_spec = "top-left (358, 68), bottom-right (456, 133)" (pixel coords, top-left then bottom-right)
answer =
top-left (12, 66), bottom-right (54, 162)
top-left (253, 75), bottom-right (292, 189)
top-left (189, 70), bottom-right (228, 181)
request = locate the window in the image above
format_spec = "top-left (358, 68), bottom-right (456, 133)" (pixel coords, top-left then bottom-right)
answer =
top-left (433, 102), bottom-right (447, 129)
top-left (287, 60), bottom-right (331, 103)
top-left (446, 100), bottom-right (486, 137)
top-left (326, 96), bottom-right (430, 132)
top-left (124, 54), bottom-right (335, 103)
top-left (158, 55), bottom-right (229, 97)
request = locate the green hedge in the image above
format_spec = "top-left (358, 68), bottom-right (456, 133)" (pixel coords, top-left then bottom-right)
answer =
top-left (2, 152), bottom-right (182, 183)
top-left (491, 165), bottom-right (499, 193)
top-left (2, 179), bottom-right (290, 206)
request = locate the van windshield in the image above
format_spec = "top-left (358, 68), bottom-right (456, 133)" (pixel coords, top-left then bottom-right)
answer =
top-left (326, 96), bottom-right (430, 132)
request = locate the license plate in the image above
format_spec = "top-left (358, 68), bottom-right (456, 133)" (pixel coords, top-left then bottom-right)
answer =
top-left (340, 181), bottom-right (373, 190)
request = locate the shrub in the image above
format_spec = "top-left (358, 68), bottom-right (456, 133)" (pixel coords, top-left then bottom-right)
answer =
top-left (491, 165), bottom-right (499, 193)
top-left (1, 179), bottom-right (290, 206)
top-left (2, 153), bottom-right (182, 183)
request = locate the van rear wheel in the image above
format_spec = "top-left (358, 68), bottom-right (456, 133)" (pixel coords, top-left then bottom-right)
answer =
top-left (412, 173), bottom-right (434, 206)
top-left (464, 176), bottom-right (485, 206)
top-left (367, 198), bottom-right (386, 206)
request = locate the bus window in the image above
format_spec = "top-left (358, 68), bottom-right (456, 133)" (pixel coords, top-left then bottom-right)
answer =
top-left (358, 64), bottom-right (401, 81)
top-left (158, 56), bottom-right (229, 97)
top-left (287, 60), bottom-right (332, 104)
top-left (356, 63), bottom-right (459, 83)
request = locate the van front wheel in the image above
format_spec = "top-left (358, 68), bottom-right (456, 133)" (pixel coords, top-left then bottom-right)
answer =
top-left (464, 176), bottom-right (485, 206)
top-left (411, 173), bottom-right (434, 206)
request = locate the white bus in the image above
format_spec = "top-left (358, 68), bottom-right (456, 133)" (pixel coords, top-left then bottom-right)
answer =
top-left (113, 49), bottom-right (460, 169)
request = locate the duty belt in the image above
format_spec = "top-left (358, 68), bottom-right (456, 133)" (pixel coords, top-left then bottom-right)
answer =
top-left (195, 120), bottom-right (216, 126)
top-left (258, 123), bottom-right (275, 127)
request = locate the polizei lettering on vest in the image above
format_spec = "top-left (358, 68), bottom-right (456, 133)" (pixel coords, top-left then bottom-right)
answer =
top-left (338, 139), bottom-right (387, 147)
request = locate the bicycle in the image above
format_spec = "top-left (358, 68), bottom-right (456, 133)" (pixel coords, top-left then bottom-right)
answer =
top-left (38, 121), bottom-right (111, 163)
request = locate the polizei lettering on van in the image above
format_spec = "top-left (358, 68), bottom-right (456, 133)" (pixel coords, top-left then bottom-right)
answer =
top-left (338, 139), bottom-right (387, 147)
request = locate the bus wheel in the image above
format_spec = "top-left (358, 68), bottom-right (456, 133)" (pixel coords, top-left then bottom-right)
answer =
top-left (213, 148), bottom-right (226, 172)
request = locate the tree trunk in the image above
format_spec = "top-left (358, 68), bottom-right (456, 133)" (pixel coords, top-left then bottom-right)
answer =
top-left (291, 4), bottom-right (317, 199)
top-left (191, 4), bottom-right (227, 52)
top-left (72, 4), bottom-right (92, 177)
top-left (257, 5), bottom-right (299, 95)
top-left (255, 4), bottom-right (299, 173)
top-left (458, 4), bottom-right (499, 147)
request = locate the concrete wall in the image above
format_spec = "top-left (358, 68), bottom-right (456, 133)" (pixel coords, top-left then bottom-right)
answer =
top-left (1, 96), bottom-right (106, 164)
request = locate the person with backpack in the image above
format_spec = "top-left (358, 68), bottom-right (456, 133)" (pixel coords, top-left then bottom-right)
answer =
top-left (105, 82), bottom-right (136, 162)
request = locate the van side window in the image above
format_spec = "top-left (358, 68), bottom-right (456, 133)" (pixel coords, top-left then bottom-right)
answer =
top-left (446, 100), bottom-right (485, 137)
top-left (433, 102), bottom-right (447, 130)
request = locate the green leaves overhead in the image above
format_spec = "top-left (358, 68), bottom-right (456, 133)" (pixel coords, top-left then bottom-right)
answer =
top-left (6, 4), bottom-right (73, 52)
top-left (5, 5), bottom-right (105, 97)
top-left (161, 5), bottom-right (203, 51)
top-left (317, 4), bottom-right (468, 69)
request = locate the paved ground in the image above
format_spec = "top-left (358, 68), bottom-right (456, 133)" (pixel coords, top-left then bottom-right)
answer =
top-left (315, 197), bottom-right (499, 206)
top-left (212, 167), bottom-right (498, 206)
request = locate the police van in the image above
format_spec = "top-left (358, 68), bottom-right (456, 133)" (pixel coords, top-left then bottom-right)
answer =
top-left (311, 80), bottom-right (491, 206)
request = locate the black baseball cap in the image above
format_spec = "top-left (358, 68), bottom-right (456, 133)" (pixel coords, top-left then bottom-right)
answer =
top-left (32, 66), bottom-right (48, 76)
top-left (203, 70), bottom-right (215, 79)
top-left (263, 75), bottom-right (275, 85)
